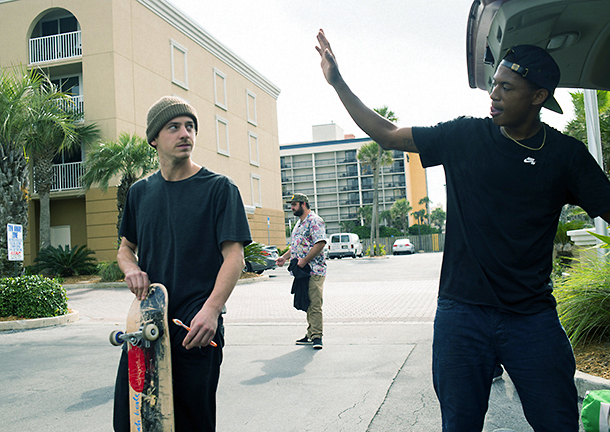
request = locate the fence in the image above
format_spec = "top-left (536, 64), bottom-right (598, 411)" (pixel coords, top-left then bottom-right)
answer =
top-left (361, 233), bottom-right (445, 254)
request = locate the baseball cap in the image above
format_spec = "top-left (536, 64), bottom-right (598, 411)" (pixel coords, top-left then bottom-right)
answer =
top-left (286, 193), bottom-right (309, 203)
top-left (499, 45), bottom-right (562, 114)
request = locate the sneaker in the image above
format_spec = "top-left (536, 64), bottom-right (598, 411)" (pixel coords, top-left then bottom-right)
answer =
top-left (312, 337), bottom-right (323, 349)
top-left (296, 336), bottom-right (313, 345)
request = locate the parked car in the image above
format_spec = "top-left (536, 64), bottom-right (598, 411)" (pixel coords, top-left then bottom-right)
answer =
top-left (245, 245), bottom-right (278, 274)
top-left (328, 233), bottom-right (363, 258)
top-left (466, 0), bottom-right (610, 94)
top-left (392, 238), bottom-right (415, 255)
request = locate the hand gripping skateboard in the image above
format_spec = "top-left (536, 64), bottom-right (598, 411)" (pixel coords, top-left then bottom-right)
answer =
top-left (110, 283), bottom-right (174, 432)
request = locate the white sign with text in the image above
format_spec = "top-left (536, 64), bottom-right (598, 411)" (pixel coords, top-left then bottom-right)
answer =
top-left (7, 224), bottom-right (24, 261)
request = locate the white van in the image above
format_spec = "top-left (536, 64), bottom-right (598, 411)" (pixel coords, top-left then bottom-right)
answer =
top-left (328, 233), bottom-right (363, 259)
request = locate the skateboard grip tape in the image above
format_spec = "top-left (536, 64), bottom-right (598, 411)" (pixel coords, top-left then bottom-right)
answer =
top-left (128, 346), bottom-right (146, 393)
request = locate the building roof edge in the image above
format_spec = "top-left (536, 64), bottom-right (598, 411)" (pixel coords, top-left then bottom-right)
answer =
top-left (138, 0), bottom-right (281, 99)
top-left (280, 137), bottom-right (372, 150)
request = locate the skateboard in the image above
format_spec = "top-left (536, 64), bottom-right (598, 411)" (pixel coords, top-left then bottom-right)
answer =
top-left (110, 283), bottom-right (174, 432)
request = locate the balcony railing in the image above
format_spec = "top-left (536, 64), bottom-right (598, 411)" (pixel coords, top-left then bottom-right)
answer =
top-left (292, 160), bottom-right (313, 168)
top-left (58, 95), bottom-right (84, 117)
top-left (293, 174), bottom-right (314, 182)
top-left (315, 158), bottom-right (335, 166)
top-left (29, 31), bottom-right (82, 64)
top-left (317, 186), bottom-right (337, 194)
top-left (315, 172), bottom-right (336, 180)
top-left (52, 161), bottom-right (84, 191)
top-left (34, 161), bottom-right (84, 193)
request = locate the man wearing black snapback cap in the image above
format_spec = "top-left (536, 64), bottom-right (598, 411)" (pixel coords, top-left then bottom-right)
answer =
top-left (317, 29), bottom-right (610, 431)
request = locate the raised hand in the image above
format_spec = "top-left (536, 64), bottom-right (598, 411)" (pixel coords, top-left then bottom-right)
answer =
top-left (316, 29), bottom-right (342, 86)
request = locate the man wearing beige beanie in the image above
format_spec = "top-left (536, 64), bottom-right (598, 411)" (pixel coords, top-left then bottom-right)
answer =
top-left (113, 95), bottom-right (252, 431)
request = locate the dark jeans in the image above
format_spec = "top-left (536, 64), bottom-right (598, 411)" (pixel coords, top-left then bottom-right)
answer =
top-left (113, 330), bottom-right (224, 432)
top-left (432, 297), bottom-right (578, 432)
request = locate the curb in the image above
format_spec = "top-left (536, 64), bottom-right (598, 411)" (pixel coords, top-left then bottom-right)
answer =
top-left (63, 274), bottom-right (269, 289)
top-left (0, 275), bottom-right (269, 332)
top-left (575, 370), bottom-right (610, 398)
top-left (63, 282), bottom-right (127, 289)
top-left (0, 311), bottom-right (79, 332)
top-left (236, 274), bottom-right (269, 285)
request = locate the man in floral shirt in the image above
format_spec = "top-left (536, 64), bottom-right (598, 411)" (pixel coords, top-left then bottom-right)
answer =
top-left (276, 193), bottom-right (327, 349)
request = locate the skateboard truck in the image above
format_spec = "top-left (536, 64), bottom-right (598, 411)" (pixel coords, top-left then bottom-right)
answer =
top-left (110, 323), bottom-right (160, 348)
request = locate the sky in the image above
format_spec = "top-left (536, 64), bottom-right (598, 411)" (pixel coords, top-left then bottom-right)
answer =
top-left (171, 0), bottom-right (577, 209)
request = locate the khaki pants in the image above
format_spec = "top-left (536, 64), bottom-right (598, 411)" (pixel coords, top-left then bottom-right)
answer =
top-left (307, 275), bottom-right (325, 339)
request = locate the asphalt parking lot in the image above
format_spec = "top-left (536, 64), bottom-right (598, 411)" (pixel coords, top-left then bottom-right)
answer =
top-left (0, 253), bottom-right (599, 431)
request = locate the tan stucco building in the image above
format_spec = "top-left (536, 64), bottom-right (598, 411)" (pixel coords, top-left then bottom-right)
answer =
top-left (0, 0), bottom-right (285, 264)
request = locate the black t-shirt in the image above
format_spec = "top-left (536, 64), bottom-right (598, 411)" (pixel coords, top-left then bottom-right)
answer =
top-left (119, 168), bottom-right (252, 336)
top-left (413, 116), bottom-right (610, 314)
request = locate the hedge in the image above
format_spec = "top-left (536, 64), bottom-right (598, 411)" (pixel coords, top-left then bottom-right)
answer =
top-left (0, 275), bottom-right (68, 319)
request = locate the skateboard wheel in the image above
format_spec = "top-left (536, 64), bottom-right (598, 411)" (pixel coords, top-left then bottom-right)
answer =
top-left (109, 330), bottom-right (125, 346)
top-left (142, 323), bottom-right (159, 341)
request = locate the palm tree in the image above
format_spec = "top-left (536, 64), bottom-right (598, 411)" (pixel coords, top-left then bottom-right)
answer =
top-left (0, 67), bottom-right (90, 271)
top-left (430, 207), bottom-right (446, 231)
top-left (358, 141), bottom-right (394, 255)
top-left (390, 198), bottom-right (413, 235)
top-left (340, 220), bottom-right (356, 233)
top-left (356, 106), bottom-right (399, 256)
top-left (419, 196), bottom-right (431, 225)
top-left (358, 206), bottom-right (372, 227)
top-left (411, 209), bottom-right (428, 238)
top-left (81, 133), bottom-right (159, 246)
top-left (27, 117), bottom-right (100, 251)
top-left (0, 67), bottom-right (33, 276)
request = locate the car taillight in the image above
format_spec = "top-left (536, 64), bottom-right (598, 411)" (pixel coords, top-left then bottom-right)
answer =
top-left (261, 251), bottom-right (270, 256)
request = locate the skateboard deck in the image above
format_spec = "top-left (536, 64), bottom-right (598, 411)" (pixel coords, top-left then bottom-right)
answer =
top-left (110, 283), bottom-right (174, 432)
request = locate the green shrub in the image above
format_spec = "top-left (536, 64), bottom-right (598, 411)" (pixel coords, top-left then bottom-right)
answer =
top-left (97, 261), bottom-right (124, 282)
top-left (244, 242), bottom-right (266, 267)
top-left (353, 225), bottom-right (370, 239)
top-left (379, 226), bottom-right (403, 237)
top-left (278, 246), bottom-right (289, 257)
top-left (555, 257), bottom-right (610, 347)
top-left (408, 224), bottom-right (440, 235)
top-left (0, 275), bottom-right (68, 318)
top-left (365, 244), bottom-right (386, 256)
top-left (32, 245), bottom-right (97, 277)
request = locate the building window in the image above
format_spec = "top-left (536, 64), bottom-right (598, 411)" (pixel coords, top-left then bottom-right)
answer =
top-left (246, 90), bottom-right (257, 126)
top-left (214, 68), bottom-right (227, 110)
top-left (40, 15), bottom-right (78, 36)
top-left (251, 174), bottom-right (261, 207)
top-left (248, 132), bottom-right (259, 166)
top-left (50, 225), bottom-right (71, 249)
top-left (215, 115), bottom-right (229, 156)
top-left (170, 39), bottom-right (188, 90)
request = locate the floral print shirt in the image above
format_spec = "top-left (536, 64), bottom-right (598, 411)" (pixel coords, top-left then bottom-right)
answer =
top-left (290, 211), bottom-right (327, 276)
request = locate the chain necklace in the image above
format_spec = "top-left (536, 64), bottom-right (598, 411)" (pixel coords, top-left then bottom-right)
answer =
top-left (501, 125), bottom-right (546, 151)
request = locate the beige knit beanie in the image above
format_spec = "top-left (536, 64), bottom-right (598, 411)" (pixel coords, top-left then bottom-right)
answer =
top-left (146, 96), bottom-right (198, 144)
